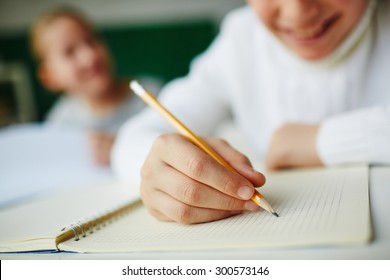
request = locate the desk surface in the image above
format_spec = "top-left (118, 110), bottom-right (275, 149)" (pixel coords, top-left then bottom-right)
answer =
top-left (1, 125), bottom-right (389, 259)
top-left (2, 166), bottom-right (389, 260)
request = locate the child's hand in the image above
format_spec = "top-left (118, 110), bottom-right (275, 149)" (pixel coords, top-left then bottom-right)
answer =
top-left (140, 133), bottom-right (266, 224)
top-left (266, 123), bottom-right (323, 170)
top-left (88, 131), bottom-right (115, 166)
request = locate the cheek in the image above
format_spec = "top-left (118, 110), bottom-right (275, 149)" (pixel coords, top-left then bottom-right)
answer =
top-left (346, 0), bottom-right (368, 22)
top-left (329, 0), bottom-right (368, 19)
top-left (249, 1), bottom-right (276, 30)
top-left (51, 58), bottom-right (83, 88)
top-left (96, 47), bottom-right (111, 69)
top-left (333, 0), bottom-right (368, 39)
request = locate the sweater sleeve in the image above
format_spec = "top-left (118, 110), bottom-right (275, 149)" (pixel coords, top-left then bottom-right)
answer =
top-left (111, 15), bottom-right (237, 185)
top-left (317, 104), bottom-right (390, 165)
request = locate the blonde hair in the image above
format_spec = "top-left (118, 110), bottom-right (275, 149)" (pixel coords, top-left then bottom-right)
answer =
top-left (29, 6), bottom-right (96, 63)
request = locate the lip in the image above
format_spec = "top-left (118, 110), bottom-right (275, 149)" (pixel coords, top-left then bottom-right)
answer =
top-left (279, 13), bottom-right (340, 45)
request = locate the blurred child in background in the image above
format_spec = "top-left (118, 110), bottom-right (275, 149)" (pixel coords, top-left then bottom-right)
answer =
top-left (30, 6), bottom-right (160, 166)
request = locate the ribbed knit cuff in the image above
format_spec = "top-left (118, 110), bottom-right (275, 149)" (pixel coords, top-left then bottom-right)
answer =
top-left (317, 106), bottom-right (390, 165)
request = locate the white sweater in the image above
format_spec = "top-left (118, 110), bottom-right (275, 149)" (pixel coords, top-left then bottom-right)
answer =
top-left (112, 4), bottom-right (390, 184)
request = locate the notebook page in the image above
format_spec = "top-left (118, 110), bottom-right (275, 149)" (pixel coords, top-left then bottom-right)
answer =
top-left (0, 180), bottom-right (138, 252)
top-left (60, 165), bottom-right (371, 252)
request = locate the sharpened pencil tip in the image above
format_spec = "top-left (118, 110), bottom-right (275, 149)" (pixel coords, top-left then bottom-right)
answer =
top-left (272, 212), bottom-right (279, 218)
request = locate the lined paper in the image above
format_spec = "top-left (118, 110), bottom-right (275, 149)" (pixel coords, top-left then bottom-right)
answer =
top-left (60, 165), bottom-right (371, 252)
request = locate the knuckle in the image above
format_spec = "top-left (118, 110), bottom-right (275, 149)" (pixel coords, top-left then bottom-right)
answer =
top-left (219, 174), bottom-right (240, 194)
top-left (153, 134), bottom-right (170, 149)
top-left (186, 156), bottom-right (207, 177)
top-left (236, 154), bottom-right (251, 165)
top-left (175, 204), bottom-right (193, 224)
top-left (226, 197), bottom-right (240, 210)
top-left (219, 138), bottom-right (229, 146)
top-left (182, 184), bottom-right (201, 204)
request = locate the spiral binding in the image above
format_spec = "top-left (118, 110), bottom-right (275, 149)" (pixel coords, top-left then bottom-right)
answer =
top-left (67, 224), bottom-right (80, 241)
top-left (86, 221), bottom-right (94, 234)
top-left (60, 200), bottom-right (141, 241)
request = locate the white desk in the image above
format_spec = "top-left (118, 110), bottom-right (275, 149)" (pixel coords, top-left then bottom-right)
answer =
top-left (0, 124), bottom-right (113, 208)
top-left (1, 125), bottom-right (389, 259)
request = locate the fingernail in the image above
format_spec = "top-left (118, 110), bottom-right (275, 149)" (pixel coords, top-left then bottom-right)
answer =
top-left (244, 201), bottom-right (259, 212)
top-left (237, 186), bottom-right (253, 200)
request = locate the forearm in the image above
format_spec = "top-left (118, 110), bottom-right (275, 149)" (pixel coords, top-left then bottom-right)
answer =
top-left (266, 105), bottom-right (390, 170)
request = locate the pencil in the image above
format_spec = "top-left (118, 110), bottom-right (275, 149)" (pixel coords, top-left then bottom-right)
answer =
top-left (130, 80), bottom-right (278, 217)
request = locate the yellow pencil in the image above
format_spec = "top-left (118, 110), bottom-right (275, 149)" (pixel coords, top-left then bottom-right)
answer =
top-left (130, 80), bottom-right (278, 217)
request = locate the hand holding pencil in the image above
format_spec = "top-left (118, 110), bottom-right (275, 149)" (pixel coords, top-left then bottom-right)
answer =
top-left (130, 80), bottom-right (277, 224)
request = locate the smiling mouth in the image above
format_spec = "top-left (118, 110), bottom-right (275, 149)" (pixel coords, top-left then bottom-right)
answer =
top-left (283, 14), bottom-right (340, 41)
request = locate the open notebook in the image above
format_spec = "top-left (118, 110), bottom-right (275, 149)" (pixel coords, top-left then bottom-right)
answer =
top-left (0, 165), bottom-right (371, 253)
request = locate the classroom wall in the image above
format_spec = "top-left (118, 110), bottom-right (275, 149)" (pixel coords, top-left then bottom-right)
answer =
top-left (0, 0), bottom-right (246, 32)
top-left (0, 21), bottom-right (217, 121)
top-left (0, 0), bottom-right (246, 122)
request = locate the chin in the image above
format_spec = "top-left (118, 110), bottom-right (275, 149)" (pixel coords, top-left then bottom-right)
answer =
top-left (297, 52), bottom-right (329, 61)
top-left (288, 46), bottom-right (335, 61)
top-left (277, 33), bottom-right (341, 61)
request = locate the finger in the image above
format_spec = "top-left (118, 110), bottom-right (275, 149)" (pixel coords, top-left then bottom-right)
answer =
top-left (158, 164), bottom-right (259, 211)
top-left (155, 134), bottom-right (255, 201)
top-left (205, 138), bottom-right (266, 187)
top-left (151, 190), bottom-right (242, 224)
